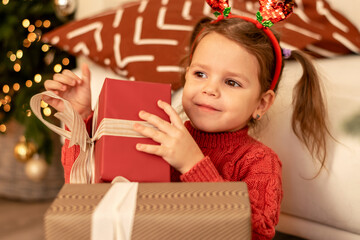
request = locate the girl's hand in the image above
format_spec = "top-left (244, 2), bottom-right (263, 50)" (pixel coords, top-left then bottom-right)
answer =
top-left (133, 100), bottom-right (204, 174)
top-left (43, 63), bottom-right (92, 120)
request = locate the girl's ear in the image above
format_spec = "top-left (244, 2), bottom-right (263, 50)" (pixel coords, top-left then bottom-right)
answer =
top-left (252, 90), bottom-right (276, 120)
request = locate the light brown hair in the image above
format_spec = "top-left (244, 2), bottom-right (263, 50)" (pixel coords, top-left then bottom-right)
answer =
top-left (181, 17), bottom-right (332, 174)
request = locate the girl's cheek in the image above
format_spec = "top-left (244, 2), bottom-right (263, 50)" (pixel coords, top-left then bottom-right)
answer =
top-left (182, 82), bottom-right (192, 98)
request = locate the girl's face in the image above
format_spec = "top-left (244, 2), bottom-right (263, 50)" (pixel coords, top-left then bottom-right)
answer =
top-left (182, 32), bottom-right (263, 132)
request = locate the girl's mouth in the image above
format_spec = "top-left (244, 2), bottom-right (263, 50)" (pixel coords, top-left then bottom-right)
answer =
top-left (195, 103), bottom-right (221, 112)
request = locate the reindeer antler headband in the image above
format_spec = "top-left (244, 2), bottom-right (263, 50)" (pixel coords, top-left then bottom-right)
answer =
top-left (194, 0), bottom-right (295, 90)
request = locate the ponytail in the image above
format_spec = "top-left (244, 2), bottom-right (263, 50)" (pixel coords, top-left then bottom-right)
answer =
top-left (290, 50), bottom-right (332, 175)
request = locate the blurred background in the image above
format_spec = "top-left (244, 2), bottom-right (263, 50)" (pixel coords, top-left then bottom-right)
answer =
top-left (0, 0), bottom-right (75, 239)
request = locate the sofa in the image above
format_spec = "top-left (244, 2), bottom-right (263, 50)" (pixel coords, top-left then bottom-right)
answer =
top-left (55, 0), bottom-right (360, 239)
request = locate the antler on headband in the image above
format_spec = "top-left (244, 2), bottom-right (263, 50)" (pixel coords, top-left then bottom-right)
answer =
top-left (206, 0), bottom-right (295, 28)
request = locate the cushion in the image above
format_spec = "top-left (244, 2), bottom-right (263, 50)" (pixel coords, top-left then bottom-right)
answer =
top-left (42, 0), bottom-right (360, 90)
top-left (326, 0), bottom-right (360, 31)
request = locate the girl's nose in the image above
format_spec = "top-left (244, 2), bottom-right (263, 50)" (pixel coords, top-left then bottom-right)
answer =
top-left (202, 80), bottom-right (220, 97)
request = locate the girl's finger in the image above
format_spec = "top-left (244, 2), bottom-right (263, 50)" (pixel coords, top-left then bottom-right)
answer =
top-left (136, 143), bottom-right (163, 157)
top-left (133, 122), bottom-right (166, 143)
top-left (81, 63), bottom-right (91, 84)
top-left (157, 100), bottom-right (184, 128)
top-left (61, 69), bottom-right (82, 84)
top-left (44, 80), bottom-right (67, 92)
top-left (53, 72), bottom-right (77, 86)
top-left (138, 110), bottom-right (173, 134)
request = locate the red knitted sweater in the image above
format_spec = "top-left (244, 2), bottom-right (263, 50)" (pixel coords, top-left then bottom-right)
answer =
top-left (61, 120), bottom-right (282, 240)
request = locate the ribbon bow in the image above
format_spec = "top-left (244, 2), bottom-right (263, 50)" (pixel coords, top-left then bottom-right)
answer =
top-left (30, 91), bottom-right (154, 183)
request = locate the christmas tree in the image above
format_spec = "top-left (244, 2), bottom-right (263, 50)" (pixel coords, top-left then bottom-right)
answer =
top-left (0, 0), bottom-right (76, 162)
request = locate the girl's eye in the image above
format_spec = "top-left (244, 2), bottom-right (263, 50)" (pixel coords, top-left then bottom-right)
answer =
top-left (225, 79), bottom-right (241, 87)
top-left (194, 71), bottom-right (207, 78)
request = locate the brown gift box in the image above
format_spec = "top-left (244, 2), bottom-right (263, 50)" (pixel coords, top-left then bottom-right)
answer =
top-left (44, 182), bottom-right (251, 240)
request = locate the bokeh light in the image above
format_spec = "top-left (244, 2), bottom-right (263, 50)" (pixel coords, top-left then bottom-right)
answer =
top-left (26, 80), bottom-right (33, 88)
top-left (22, 19), bottom-right (30, 28)
top-left (54, 64), bottom-right (62, 73)
top-left (34, 74), bottom-right (42, 83)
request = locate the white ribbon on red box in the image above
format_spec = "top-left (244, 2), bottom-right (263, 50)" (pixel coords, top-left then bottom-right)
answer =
top-left (30, 91), bottom-right (155, 184)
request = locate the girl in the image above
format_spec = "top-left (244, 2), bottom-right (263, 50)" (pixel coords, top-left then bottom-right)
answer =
top-left (44, 16), bottom-right (330, 240)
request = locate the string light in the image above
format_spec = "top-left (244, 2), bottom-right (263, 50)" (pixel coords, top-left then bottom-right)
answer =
top-left (54, 64), bottom-right (62, 73)
top-left (43, 20), bottom-right (51, 28)
top-left (22, 19), bottom-right (30, 28)
top-left (26, 80), bottom-right (33, 88)
top-left (3, 104), bottom-right (10, 112)
top-left (28, 25), bottom-right (35, 32)
top-left (41, 44), bottom-right (50, 52)
top-left (43, 107), bottom-right (51, 116)
top-left (0, 3), bottom-right (77, 166)
top-left (34, 74), bottom-right (42, 83)
top-left (26, 110), bottom-right (32, 117)
top-left (9, 54), bottom-right (16, 62)
top-left (28, 32), bottom-right (37, 42)
top-left (2, 85), bottom-right (10, 94)
top-left (23, 39), bottom-right (31, 48)
top-left (0, 99), bottom-right (5, 105)
top-left (0, 124), bottom-right (6, 133)
top-left (4, 96), bottom-right (11, 103)
top-left (40, 100), bottom-right (52, 117)
top-left (13, 83), bottom-right (20, 91)
top-left (62, 58), bottom-right (70, 66)
top-left (40, 100), bottom-right (48, 108)
top-left (35, 20), bottom-right (42, 27)
top-left (16, 50), bottom-right (23, 59)
top-left (14, 63), bottom-right (21, 72)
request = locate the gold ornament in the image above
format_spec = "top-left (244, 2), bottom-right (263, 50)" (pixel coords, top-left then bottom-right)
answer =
top-left (13, 136), bottom-right (36, 163)
top-left (24, 154), bottom-right (48, 182)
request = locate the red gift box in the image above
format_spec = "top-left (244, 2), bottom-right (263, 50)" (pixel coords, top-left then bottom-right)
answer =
top-left (94, 78), bottom-right (171, 183)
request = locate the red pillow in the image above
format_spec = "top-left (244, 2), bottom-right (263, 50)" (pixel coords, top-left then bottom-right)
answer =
top-left (42, 0), bottom-right (360, 90)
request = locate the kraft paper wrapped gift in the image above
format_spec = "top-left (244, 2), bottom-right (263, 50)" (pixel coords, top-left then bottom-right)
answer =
top-left (93, 78), bottom-right (171, 183)
top-left (44, 182), bottom-right (251, 240)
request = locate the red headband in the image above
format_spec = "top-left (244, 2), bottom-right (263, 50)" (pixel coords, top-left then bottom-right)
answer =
top-left (192, 0), bottom-right (295, 90)
top-left (229, 15), bottom-right (283, 90)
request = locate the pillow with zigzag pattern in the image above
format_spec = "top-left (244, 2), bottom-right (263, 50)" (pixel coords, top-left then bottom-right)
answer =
top-left (42, 0), bottom-right (360, 90)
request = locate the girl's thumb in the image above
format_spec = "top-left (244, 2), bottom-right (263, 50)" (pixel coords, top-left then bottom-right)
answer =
top-left (81, 63), bottom-right (91, 84)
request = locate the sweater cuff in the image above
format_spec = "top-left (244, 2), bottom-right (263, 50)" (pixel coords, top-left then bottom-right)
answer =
top-left (180, 156), bottom-right (224, 182)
